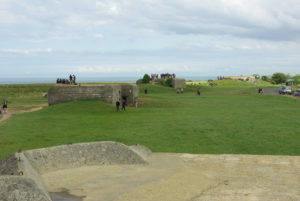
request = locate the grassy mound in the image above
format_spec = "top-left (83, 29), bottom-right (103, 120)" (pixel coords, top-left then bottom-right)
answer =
top-left (0, 81), bottom-right (299, 158)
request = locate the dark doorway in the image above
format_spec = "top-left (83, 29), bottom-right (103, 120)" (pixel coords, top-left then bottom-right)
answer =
top-left (122, 96), bottom-right (128, 103)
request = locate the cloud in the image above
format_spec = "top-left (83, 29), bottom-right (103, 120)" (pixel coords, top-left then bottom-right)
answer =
top-left (0, 48), bottom-right (54, 54)
top-left (93, 33), bottom-right (104, 38)
top-left (75, 64), bottom-right (194, 74)
top-left (1, 0), bottom-right (300, 41)
top-left (0, 0), bottom-right (300, 77)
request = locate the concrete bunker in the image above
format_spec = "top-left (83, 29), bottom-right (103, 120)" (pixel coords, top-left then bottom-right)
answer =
top-left (0, 141), bottom-right (150, 201)
top-left (48, 84), bottom-right (138, 106)
top-left (172, 78), bottom-right (186, 89)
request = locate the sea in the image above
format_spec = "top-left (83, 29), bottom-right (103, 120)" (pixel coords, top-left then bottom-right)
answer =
top-left (0, 76), bottom-right (217, 84)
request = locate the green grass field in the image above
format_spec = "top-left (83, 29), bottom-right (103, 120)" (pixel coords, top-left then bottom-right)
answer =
top-left (0, 80), bottom-right (299, 159)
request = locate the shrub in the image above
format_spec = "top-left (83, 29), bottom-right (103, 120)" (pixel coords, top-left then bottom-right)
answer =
top-left (155, 79), bottom-right (165, 85)
top-left (165, 78), bottom-right (173, 87)
top-left (292, 76), bottom-right (300, 85)
top-left (136, 79), bottom-right (143, 84)
top-left (261, 75), bottom-right (270, 82)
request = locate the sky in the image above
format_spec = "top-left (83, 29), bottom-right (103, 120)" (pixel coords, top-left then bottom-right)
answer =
top-left (0, 0), bottom-right (300, 78)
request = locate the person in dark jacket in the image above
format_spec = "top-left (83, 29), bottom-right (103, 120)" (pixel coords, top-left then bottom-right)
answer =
top-left (115, 100), bottom-right (120, 112)
top-left (122, 100), bottom-right (126, 111)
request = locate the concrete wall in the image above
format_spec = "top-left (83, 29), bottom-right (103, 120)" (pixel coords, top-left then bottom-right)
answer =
top-left (24, 142), bottom-right (148, 174)
top-left (0, 141), bottom-right (150, 201)
top-left (48, 84), bottom-right (138, 106)
top-left (172, 78), bottom-right (186, 89)
top-left (121, 84), bottom-right (139, 106)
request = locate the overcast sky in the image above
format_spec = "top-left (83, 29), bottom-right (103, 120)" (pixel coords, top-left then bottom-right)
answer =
top-left (0, 0), bottom-right (300, 77)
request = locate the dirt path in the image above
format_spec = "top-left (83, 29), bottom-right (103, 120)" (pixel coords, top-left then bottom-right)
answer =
top-left (0, 112), bottom-right (12, 123)
top-left (0, 104), bottom-right (47, 123)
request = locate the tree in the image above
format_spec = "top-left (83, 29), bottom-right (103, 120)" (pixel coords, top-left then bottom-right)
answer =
top-left (142, 74), bottom-right (151, 84)
top-left (261, 75), bottom-right (270, 82)
top-left (271, 72), bottom-right (287, 84)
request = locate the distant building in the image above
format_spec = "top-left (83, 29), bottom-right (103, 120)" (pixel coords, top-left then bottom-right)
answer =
top-left (160, 73), bottom-right (176, 79)
top-left (48, 84), bottom-right (138, 106)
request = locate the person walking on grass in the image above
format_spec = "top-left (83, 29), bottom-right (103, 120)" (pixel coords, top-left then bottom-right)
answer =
top-left (197, 88), bottom-right (201, 96)
top-left (2, 100), bottom-right (8, 113)
top-left (145, 88), bottom-right (148, 94)
top-left (116, 100), bottom-right (120, 112)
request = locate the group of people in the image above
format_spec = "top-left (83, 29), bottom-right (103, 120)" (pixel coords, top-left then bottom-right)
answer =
top-left (217, 76), bottom-right (225, 80)
top-left (176, 88), bottom-right (184, 94)
top-left (0, 100), bottom-right (8, 114)
top-left (56, 74), bottom-right (76, 85)
top-left (115, 99), bottom-right (127, 112)
top-left (160, 73), bottom-right (176, 79)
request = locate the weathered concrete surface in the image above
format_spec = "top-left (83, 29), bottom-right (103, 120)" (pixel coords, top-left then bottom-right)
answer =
top-left (24, 142), bottom-right (148, 174)
top-left (48, 84), bottom-right (138, 106)
top-left (1, 142), bottom-right (299, 201)
top-left (0, 176), bottom-right (51, 201)
top-left (0, 152), bottom-right (52, 201)
top-left (172, 78), bottom-right (186, 89)
top-left (43, 153), bottom-right (300, 201)
top-left (0, 142), bottom-right (149, 201)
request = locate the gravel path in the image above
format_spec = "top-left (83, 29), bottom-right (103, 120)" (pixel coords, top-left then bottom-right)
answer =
top-left (262, 88), bottom-right (279, 95)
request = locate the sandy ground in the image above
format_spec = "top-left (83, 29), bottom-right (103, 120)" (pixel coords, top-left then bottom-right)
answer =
top-left (42, 153), bottom-right (300, 201)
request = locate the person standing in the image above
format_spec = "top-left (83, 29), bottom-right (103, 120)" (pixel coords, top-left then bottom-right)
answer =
top-left (144, 88), bottom-right (148, 94)
top-left (181, 88), bottom-right (184, 94)
top-left (69, 74), bottom-right (73, 84)
top-left (2, 99), bottom-right (8, 113)
top-left (122, 100), bottom-right (126, 111)
top-left (115, 100), bottom-right (120, 112)
top-left (197, 88), bottom-right (201, 96)
top-left (73, 75), bottom-right (76, 84)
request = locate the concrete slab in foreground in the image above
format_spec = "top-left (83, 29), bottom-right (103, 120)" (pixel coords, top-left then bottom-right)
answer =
top-left (1, 142), bottom-right (300, 201)
top-left (43, 153), bottom-right (300, 201)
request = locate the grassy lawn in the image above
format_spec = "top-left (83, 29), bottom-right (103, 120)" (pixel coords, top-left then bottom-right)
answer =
top-left (0, 84), bottom-right (53, 112)
top-left (0, 80), bottom-right (299, 159)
